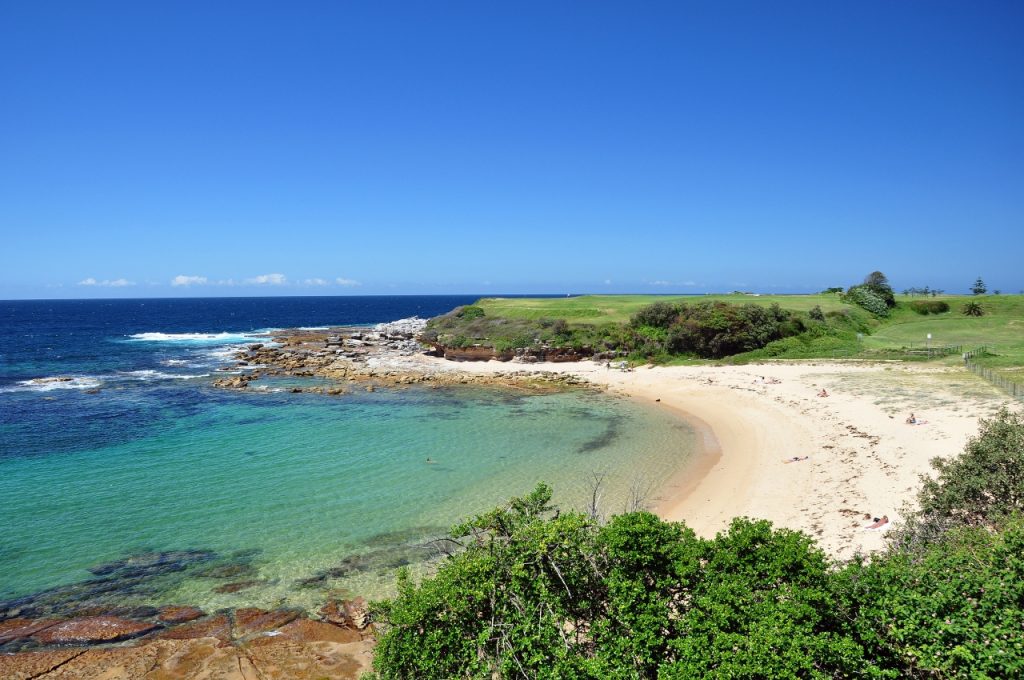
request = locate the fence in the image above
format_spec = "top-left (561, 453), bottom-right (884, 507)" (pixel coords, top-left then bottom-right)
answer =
top-left (963, 346), bottom-right (1023, 400)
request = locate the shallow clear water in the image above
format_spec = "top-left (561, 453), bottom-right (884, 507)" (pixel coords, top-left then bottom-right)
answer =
top-left (0, 297), bottom-right (697, 613)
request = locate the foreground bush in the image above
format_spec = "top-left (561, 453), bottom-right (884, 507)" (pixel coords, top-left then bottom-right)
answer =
top-left (917, 408), bottom-right (1024, 529)
top-left (370, 485), bottom-right (876, 678)
top-left (842, 517), bottom-right (1024, 678)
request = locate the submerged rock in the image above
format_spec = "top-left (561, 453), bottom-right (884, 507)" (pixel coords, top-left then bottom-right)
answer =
top-left (155, 613), bottom-right (231, 642)
top-left (156, 605), bottom-right (204, 624)
top-left (30, 616), bottom-right (159, 645)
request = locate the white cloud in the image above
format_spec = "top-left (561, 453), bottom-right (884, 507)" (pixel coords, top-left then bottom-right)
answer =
top-left (78, 277), bottom-right (135, 287)
top-left (682, 280), bottom-right (697, 286)
top-left (246, 273), bottom-right (287, 285)
top-left (171, 275), bottom-right (208, 287)
top-left (335, 277), bottom-right (361, 287)
top-left (649, 280), bottom-right (672, 286)
top-left (604, 279), bottom-right (612, 285)
top-left (303, 278), bottom-right (329, 286)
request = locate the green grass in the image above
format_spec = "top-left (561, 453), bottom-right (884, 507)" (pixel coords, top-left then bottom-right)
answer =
top-left (476, 293), bottom-right (849, 325)
top-left (469, 293), bottom-right (1024, 390)
top-left (862, 295), bottom-right (1024, 387)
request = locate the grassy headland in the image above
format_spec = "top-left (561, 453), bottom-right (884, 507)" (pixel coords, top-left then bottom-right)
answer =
top-left (423, 291), bottom-right (1024, 390)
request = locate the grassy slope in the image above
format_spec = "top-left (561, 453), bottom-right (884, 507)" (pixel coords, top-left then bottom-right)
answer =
top-left (864, 295), bottom-right (1024, 386)
top-left (473, 293), bottom-right (1024, 386)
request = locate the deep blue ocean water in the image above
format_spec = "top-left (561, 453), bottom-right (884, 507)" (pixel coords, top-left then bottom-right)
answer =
top-left (0, 296), bottom-right (696, 614)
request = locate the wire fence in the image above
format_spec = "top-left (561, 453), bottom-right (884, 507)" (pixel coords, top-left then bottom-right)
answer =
top-left (963, 346), bottom-right (1023, 401)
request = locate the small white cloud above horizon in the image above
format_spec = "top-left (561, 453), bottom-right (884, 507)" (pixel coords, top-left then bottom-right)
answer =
top-left (649, 280), bottom-right (671, 286)
top-left (335, 277), bottom-right (361, 287)
top-left (78, 277), bottom-right (135, 287)
top-left (303, 278), bottom-right (330, 286)
top-left (171, 275), bottom-right (208, 287)
top-left (246, 273), bottom-right (287, 285)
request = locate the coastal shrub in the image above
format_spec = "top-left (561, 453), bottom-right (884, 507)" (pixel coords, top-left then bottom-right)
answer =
top-left (962, 301), bottom-right (985, 316)
top-left (630, 301), bottom-right (680, 329)
top-left (456, 305), bottom-right (485, 320)
top-left (370, 485), bottom-right (875, 678)
top-left (808, 304), bottom-right (826, 322)
top-left (916, 408), bottom-right (1024, 528)
top-left (841, 517), bottom-right (1024, 677)
top-left (845, 285), bottom-right (890, 317)
top-left (910, 300), bottom-right (950, 315)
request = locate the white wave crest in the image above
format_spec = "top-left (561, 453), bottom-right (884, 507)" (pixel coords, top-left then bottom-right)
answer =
top-left (127, 331), bottom-right (266, 344)
top-left (7, 376), bottom-right (104, 392)
top-left (118, 370), bottom-right (209, 381)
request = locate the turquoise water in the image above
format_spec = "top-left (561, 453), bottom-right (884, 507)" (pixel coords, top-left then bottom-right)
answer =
top-left (1, 384), bottom-right (696, 612)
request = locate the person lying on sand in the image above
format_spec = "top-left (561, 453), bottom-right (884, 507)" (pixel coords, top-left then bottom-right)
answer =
top-left (905, 413), bottom-right (928, 425)
top-left (783, 456), bottom-right (809, 463)
top-left (865, 515), bottom-right (889, 529)
top-left (817, 389), bottom-right (829, 397)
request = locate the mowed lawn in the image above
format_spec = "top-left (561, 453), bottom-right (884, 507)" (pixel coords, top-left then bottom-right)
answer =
top-left (476, 294), bottom-right (849, 325)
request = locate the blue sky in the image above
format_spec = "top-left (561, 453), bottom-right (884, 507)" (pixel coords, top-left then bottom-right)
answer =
top-left (1, 1), bottom-right (1021, 298)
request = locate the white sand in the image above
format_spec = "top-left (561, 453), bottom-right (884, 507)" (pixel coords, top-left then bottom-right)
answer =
top-left (391, 354), bottom-right (1019, 559)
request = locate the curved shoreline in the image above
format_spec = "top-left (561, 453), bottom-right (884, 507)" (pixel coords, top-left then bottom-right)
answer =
top-left (398, 354), bottom-right (1018, 559)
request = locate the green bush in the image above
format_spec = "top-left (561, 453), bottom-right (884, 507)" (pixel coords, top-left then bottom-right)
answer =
top-left (841, 517), bottom-right (1024, 678)
top-left (962, 301), bottom-right (985, 316)
top-left (808, 305), bottom-right (826, 322)
top-left (845, 285), bottom-right (891, 317)
top-left (370, 486), bottom-right (876, 678)
top-left (910, 300), bottom-right (950, 315)
top-left (630, 301), bottom-right (680, 329)
top-left (917, 408), bottom-right (1024, 527)
top-left (456, 305), bottom-right (486, 320)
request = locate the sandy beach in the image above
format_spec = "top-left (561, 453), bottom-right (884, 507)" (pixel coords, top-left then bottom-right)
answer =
top-left (389, 354), bottom-right (1019, 559)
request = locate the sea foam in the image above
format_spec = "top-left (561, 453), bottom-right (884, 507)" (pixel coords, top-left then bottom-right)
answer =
top-left (128, 331), bottom-right (266, 344)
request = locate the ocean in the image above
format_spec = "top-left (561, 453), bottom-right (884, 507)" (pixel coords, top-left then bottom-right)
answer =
top-left (0, 296), bottom-right (698, 615)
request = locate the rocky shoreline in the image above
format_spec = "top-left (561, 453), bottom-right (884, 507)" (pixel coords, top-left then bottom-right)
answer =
top-left (211, 316), bottom-right (593, 393)
top-left (0, 600), bottom-right (373, 678)
top-left (0, 547), bottom-right (375, 678)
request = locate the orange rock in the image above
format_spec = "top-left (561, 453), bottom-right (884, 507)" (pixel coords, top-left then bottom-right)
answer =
top-left (30, 616), bottom-right (158, 645)
top-left (157, 605), bottom-right (205, 624)
top-left (155, 614), bottom-right (231, 642)
top-left (232, 608), bottom-right (300, 638)
top-left (273, 618), bottom-right (362, 644)
top-left (0, 617), bottom-right (60, 645)
top-left (0, 648), bottom-right (86, 679)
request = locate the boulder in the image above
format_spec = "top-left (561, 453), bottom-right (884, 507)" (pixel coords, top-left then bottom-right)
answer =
top-left (31, 616), bottom-right (159, 645)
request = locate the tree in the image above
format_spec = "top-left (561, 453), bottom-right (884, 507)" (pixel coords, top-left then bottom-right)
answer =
top-left (862, 271), bottom-right (896, 308)
top-left (972, 277), bottom-right (987, 295)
